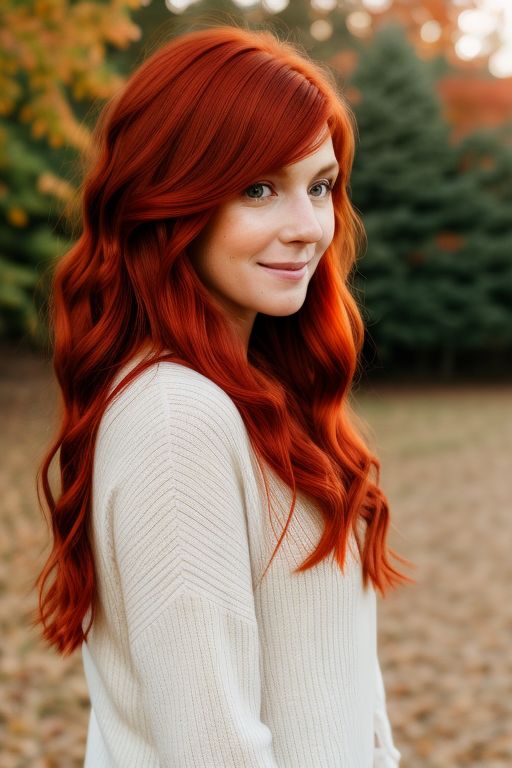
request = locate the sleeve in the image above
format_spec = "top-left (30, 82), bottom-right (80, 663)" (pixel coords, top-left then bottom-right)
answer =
top-left (112, 374), bottom-right (279, 767)
top-left (374, 655), bottom-right (401, 767)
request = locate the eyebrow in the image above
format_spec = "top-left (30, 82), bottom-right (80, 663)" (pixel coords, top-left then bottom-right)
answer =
top-left (272, 161), bottom-right (340, 178)
top-left (316, 162), bottom-right (340, 176)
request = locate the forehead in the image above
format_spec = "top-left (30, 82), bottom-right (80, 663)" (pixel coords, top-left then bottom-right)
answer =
top-left (272, 134), bottom-right (338, 178)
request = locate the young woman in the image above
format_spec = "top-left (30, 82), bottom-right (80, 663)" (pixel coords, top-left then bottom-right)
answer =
top-left (35, 24), bottom-right (411, 767)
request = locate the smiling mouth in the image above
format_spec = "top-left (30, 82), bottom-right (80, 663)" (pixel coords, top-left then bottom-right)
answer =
top-left (257, 261), bottom-right (309, 270)
top-left (257, 262), bottom-right (309, 281)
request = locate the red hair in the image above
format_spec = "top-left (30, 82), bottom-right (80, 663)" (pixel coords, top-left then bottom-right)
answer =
top-left (34, 24), bottom-right (413, 656)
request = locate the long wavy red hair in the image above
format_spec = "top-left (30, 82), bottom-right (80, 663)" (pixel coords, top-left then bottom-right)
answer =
top-left (34, 24), bottom-right (413, 656)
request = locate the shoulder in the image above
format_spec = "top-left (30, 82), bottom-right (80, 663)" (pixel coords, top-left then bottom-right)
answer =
top-left (109, 358), bottom-right (239, 413)
top-left (154, 360), bottom-right (243, 429)
top-left (98, 359), bottom-right (249, 468)
top-left (94, 361), bottom-right (260, 636)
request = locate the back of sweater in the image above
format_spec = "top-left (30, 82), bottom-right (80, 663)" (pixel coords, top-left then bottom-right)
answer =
top-left (81, 355), bottom-right (401, 767)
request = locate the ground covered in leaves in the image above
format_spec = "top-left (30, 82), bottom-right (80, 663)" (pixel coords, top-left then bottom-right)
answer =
top-left (1, 347), bottom-right (511, 767)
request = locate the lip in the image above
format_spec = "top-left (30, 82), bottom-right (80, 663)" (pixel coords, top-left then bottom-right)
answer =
top-left (258, 261), bottom-right (308, 270)
top-left (257, 260), bottom-right (310, 281)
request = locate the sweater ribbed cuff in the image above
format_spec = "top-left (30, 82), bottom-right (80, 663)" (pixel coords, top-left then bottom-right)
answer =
top-left (374, 707), bottom-right (401, 767)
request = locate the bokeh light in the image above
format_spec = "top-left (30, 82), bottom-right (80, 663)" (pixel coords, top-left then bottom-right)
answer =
top-left (262, 0), bottom-right (289, 12)
top-left (231, 0), bottom-right (260, 7)
top-left (455, 0), bottom-right (512, 76)
top-left (458, 9), bottom-right (497, 37)
top-left (420, 20), bottom-right (442, 44)
top-left (310, 18), bottom-right (333, 41)
top-left (489, 44), bottom-right (512, 77)
top-left (311, 0), bottom-right (338, 12)
top-left (165, 0), bottom-right (190, 12)
top-left (455, 34), bottom-right (483, 60)
top-left (346, 10), bottom-right (372, 37)
top-left (361, 0), bottom-right (392, 12)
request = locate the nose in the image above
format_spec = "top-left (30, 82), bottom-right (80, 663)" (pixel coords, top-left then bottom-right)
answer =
top-left (278, 194), bottom-right (324, 245)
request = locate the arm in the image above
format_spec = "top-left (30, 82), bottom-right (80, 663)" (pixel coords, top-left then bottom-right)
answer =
top-left (374, 656), bottom-right (401, 767)
top-left (113, 369), bottom-right (279, 767)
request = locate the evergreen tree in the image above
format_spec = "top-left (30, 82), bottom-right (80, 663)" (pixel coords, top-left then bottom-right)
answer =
top-left (452, 125), bottom-right (512, 363)
top-left (115, 9), bottom-right (512, 378)
top-left (348, 22), bottom-right (496, 377)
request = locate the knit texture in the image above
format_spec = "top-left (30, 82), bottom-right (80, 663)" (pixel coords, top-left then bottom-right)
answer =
top-left (81, 354), bottom-right (401, 767)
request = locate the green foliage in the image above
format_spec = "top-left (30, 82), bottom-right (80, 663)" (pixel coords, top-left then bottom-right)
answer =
top-left (0, 118), bottom-right (70, 343)
top-left (453, 126), bottom-right (512, 348)
top-left (3, 1), bottom-right (511, 379)
top-left (0, 0), bottom-right (142, 344)
top-left (348, 22), bottom-right (512, 375)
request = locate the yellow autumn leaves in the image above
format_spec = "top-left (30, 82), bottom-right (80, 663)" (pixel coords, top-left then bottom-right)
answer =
top-left (0, 0), bottom-right (142, 154)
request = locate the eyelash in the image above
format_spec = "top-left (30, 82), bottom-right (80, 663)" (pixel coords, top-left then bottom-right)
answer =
top-left (243, 179), bottom-right (335, 201)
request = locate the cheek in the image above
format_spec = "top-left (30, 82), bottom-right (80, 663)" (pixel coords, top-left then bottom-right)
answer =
top-left (224, 204), bottom-right (276, 246)
top-left (200, 217), bottom-right (248, 268)
top-left (320, 207), bottom-right (335, 251)
top-left (209, 213), bottom-right (247, 259)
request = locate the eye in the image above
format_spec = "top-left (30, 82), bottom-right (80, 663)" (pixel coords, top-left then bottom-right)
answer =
top-left (243, 183), bottom-right (273, 200)
top-left (309, 180), bottom-right (334, 198)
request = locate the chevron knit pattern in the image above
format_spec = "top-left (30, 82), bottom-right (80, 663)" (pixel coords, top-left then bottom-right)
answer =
top-left (81, 354), bottom-right (401, 767)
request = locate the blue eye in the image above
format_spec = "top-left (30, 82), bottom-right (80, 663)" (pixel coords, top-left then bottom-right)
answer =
top-left (244, 183), bottom-right (273, 200)
top-left (310, 180), bottom-right (333, 198)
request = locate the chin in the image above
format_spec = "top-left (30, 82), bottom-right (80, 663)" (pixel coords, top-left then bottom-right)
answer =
top-left (259, 300), bottom-right (306, 317)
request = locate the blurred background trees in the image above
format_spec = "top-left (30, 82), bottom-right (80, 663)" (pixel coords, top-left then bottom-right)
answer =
top-left (348, 23), bottom-right (512, 377)
top-left (1, 0), bottom-right (511, 378)
top-left (0, 0), bottom-right (141, 343)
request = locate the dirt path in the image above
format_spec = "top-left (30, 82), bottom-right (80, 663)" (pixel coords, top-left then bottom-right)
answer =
top-left (1, 348), bottom-right (511, 767)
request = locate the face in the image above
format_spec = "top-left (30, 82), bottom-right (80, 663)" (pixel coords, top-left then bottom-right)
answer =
top-left (188, 130), bottom-right (339, 349)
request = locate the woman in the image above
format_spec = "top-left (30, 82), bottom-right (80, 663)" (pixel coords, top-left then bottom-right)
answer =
top-left (34, 24), bottom-right (411, 767)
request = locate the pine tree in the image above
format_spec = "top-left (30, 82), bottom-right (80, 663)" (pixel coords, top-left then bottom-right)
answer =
top-left (348, 22), bottom-right (494, 377)
top-left (452, 125), bottom-right (512, 365)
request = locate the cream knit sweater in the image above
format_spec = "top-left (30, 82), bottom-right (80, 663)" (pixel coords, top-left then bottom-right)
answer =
top-left (81, 353), bottom-right (401, 767)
